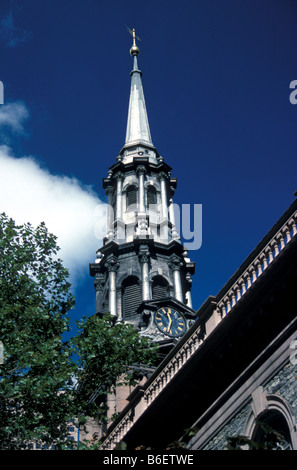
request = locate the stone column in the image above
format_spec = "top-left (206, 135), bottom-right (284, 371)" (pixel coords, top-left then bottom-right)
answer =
top-left (115, 172), bottom-right (123, 221)
top-left (139, 248), bottom-right (151, 301)
top-left (170, 256), bottom-right (183, 303)
top-left (185, 272), bottom-right (193, 308)
top-left (159, 172), bottom-right (168, 220)
top-left (94, 273), bottom-right (105, 314)
top-left (106, 256), bottom-right (119, 317)
top-left (168, 198), bottom-right (179, 239)
top-left (137, 166), bottom-right (146, 214)
top-left (105, 186), bottom-right (114, 240)
top-left (136, 166), bottom-right (149, 236)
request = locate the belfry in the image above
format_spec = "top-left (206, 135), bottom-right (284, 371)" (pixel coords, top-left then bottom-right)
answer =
top-left (89, 30), bottom-right (197, 352)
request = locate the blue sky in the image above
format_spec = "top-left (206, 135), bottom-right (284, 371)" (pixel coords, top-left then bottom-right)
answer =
top-left (0, 0), bottom-right (296, 331)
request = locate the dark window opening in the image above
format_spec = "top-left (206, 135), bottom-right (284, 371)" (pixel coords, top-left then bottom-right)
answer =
top-left (122, 276), bottom-right (141, 319)
top-left (252, 410), bottom-right (292, 450)
top-left (152, 276), bottom-right (169, 300)
top-left (127, 186), bottom-right (137, 209)
top-left (147, 186), bottom-right (157, 207)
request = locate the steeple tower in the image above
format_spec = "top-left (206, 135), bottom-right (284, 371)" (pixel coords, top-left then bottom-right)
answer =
top-left (125, 30), bottom-right (153, 148)
top-left (90, 30), bottom-right (196, 350)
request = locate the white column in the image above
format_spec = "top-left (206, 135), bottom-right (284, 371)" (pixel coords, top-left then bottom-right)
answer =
top-left (170, 257), bottom-right (183, 303)
top-left (106, 257), bottom-right (118, 317)
top-left (137, 166), bottom-right (146, 214)
top-left (169, 198), bottom-right (179, 239)
top-left (159, 172), bottom-right (168, 220)
top-left (109, 271), bottom-right (117, 317)
top-left (139, 250), bottom-right (150, 301)
top-left (116, 172), bottom-right (123, 220)
top-left (106, 186), bottom-right (114, 240)
top-left (185, 272), bottom-right (192, 308)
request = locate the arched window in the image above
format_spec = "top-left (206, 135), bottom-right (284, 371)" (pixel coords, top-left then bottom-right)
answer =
top-left (252, 410), bottom-right (292, 450)
top-left (126, 185), bottom-right (137, 209)
top-left (147, 186), bottom-right (157, 208)
top-left (122, 276), bottom-right (141, 319)
top-left (152, 276), bottom-right (169, 300)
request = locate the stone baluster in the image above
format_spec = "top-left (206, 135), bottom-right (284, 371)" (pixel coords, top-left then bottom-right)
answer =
top-left (290, 216), bottom-right (297, 237)
top-left (277, 231), bottom-right (285, 251)
top-left (245, 271), bottom-right (252, 289)
top-left (261, 251), bottom-right (268, 271)
top-left (218, 302), bottom-right (225, 318)
top-left (283, 224), bottom-right (291, 244)
top-left (235, 284), bottom-right (241, 302)
top-left (231, 289), bottom-right (236, 308)
top-left (272, 239), bottom-right (279, 257)
top-left (226, 296), bottom-right (231, 314)
top-left (240, 278), bottom-right (247, 295)
top-left (251, 266), bottom-right (257, 284)
top-left (256, 260), bottom-right (262, 277)
top-left (266, 244), bottom-right (274, 264)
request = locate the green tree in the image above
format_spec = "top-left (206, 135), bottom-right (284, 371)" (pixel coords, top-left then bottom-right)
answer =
top-left (0, 213), bottom-right (76, 449)
top-left (72, 313), bottom-right (158, 431)
top-left (0, 213), bottom-right (158, 450)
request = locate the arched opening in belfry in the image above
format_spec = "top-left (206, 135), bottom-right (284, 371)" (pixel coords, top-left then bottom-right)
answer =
top-left (147, 185), bottom-right (157, 208)
top-left (126, 185), bottom-right (138, 210)
top-left (151, 275), bottom-right (170, 300)
top-left (122, 276), bottom-right (141, 320)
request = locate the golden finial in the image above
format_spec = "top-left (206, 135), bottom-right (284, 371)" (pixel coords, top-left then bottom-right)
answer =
top-left (126, 26), bottom-right (140, 56)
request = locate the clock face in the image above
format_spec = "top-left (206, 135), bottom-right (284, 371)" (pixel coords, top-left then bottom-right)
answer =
top-left (154, 307), bottom-right (187, 338)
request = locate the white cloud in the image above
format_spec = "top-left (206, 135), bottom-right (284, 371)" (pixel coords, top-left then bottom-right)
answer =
top-left (0, 101), bottom-right (29, 134)
top-left (0, 103), bottom-right (107, 289)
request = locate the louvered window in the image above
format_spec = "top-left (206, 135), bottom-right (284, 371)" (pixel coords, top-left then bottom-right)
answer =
top-left (147, 186), bottom-right (157, 207)
top-left (152, 276), bottom-right (169, 300)
top-left (126, 186), bottom-right (137, 209)
top-left (122, 276), bottom-right (141, 319)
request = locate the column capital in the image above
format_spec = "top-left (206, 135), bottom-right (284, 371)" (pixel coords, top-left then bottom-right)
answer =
top-left (114, 171), bottom-right (124, 181)
top-left (158, 171), bottom-right (169, 180)
top-left (105, 256), bottom-right (119, 272)
top-left (136, 165), bottom-right (146, 176)
top-left (169, 255), bottom-right (183, 271)
top-left (139, 248), bottom-right (150, 264)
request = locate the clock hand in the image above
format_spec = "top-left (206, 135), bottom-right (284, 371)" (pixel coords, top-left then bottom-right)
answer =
top-left (167, 312), bottom-right (172, 332)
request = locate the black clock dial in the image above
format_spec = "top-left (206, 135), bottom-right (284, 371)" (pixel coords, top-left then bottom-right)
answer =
top-left (154, 307), bottom-right (186, 338)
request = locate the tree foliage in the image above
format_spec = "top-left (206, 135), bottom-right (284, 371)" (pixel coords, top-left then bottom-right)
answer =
top-left (0, 213), bottom-right (158, 449)
top-left (72, 313), bottom-right (158, 425)
top-left (0, 213), bottom-right (76, 449)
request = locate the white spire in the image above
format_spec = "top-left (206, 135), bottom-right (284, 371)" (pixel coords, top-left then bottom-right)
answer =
top-left (125, 30), bottom-right (153, 147)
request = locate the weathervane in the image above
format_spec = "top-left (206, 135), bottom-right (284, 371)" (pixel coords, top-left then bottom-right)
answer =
top-left (126, 26), bottom-right (141, 56)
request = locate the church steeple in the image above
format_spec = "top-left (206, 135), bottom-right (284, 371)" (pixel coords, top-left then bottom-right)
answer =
top-left (125, 29), bottom-right (153, 148)
top-left (90, 30), bottom-right (197, 349)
